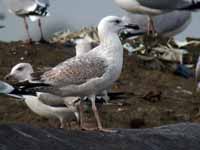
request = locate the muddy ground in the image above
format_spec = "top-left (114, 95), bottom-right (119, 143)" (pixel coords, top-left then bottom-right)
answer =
top-left (0, 41), bottom-right (199, 129)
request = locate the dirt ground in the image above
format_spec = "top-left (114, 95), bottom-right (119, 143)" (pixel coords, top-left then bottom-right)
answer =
top-left (0, 41), bottom-right (199, 129)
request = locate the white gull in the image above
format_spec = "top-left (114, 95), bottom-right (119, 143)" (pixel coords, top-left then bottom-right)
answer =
top-left (5, 0), bottom-right (50, 42)
top-left (122, 10), bottom-right (191, 37)
top-left (114, 0), bottom-right (199, 33)
top-left (5, 63), bottom-right (79, 128)
top-left (2, 16), bottom-right (141, 132)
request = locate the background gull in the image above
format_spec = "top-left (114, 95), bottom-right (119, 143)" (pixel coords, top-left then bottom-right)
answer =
top-left (0, 10), bottom-right (5, 28)
top-left (1, 16), bottom-right (141, 132)
top-left (5, 0), bottom-right (50, 43)
top-left (122, 11), bottom-right (192, 37)
top-left (114, 0), bottom-right (200, 33)
top-left (5, 63), bottom-right (79, 128)
top-left (196, 56), bottom-right (200, 92)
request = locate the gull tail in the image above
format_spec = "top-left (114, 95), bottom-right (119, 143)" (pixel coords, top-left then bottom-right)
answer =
top-left (179, 1), bottom-right (200, 10)
top-left (28, 1), bottom-right (50, 21)
top-left (0, 80), bottom-right (50, 99)
top-left (0, 81), bottom-right (23, 99)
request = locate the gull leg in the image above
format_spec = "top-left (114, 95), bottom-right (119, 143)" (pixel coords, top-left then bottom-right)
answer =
top-left (23, 17), bottom-right (33, 43)
top-left (78, 100), bottom-right (86, 130)
top-left (147, 16), bottom-right (157, 36)
top-left (77, 101), bottom-right (95, 131)
top-left (38, 19), bottom-right (48, 43)
top-left (90, 95), bottom-right (116, 132)
top-left (102, 90), bottom-right (110, 104)
top-left (67, 122), bottom-right (72, 129)
top-left (59, 118), bottom-right (65, 128)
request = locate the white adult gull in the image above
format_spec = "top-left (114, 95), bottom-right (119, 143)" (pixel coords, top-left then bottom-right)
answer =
top-left (1, 16), bottom-right (141, 132)
top-left (114, 0), bottom-right (199, 33)
top-left (5, 63), bottom-right (79, 128)
top-left (122, 10), bottom-right (191, 37)
top-left (5, 0), bottom-right (50, 43)
top-left (196, 56), bottom-right (200, 92)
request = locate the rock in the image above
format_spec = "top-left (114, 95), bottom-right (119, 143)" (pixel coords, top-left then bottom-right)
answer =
top-left (0, 123), bottom-right (200, 150)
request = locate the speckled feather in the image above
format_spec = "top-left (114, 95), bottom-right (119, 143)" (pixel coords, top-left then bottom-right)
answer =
top-left (32, 55), bottom-right (108, 87)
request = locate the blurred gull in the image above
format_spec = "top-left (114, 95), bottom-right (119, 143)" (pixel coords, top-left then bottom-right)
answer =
top-left (196, 56), bottom-right (200, 92)
top-left (114, 0), bottom-right (199, 33)
top-left (122, 11), bottom-right (192, 37)
top-left (0, 11), bottom-right (5, 28)
top-left (75, 36), bottom-right (94, 57)
top-left (2, 16), bottom-right (141, 132)
top-left (5, 0), bottom-right (50, 42)
top-left (5, 63), bottom-right (79, 128)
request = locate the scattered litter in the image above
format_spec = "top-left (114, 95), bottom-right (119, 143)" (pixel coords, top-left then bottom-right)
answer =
top-left (50, 27), bottom-right (99, 45)
top-left (174, 64), bottom-right (193, 79)
top-left (175, 86), bottom-right (193, 95)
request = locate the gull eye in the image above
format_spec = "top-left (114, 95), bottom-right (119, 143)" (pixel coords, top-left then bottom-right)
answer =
top-left (114, 19), bottom-right (121, 24)
top-left (17, 67), bottom-right (24, 71)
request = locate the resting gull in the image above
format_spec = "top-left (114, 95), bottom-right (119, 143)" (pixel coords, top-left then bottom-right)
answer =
top-left (122, 11), bottom-right (191, 37)
top-left (114, 0), bottom-right (198, 33)
top-left (1, 16), bottom-right (141, 132)
top-left (5, 0), bottom-right (50, 43)
top-left (5, 63), bottom-right (79, 128)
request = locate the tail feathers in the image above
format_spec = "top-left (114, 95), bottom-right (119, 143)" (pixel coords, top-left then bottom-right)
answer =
top-left (7, 94), bottom-right (24, 100)
top-left (11, 81), bottom-right (50, 96)
top-left (0, 80), bottom-right (52, 100)
top-left (0, 81), bottom-right (23, 100)
top-left (0, 81), bottom-right (14, 94)
top-left (179, 1), bottom-right (200, 10)
top-left (28, 3), bottom-right (49, 19)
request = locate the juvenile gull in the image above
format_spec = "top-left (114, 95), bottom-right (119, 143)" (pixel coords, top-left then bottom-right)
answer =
top-left (3, 16), bottom-right (141, 132)
top-left (5, 0), bottom-right (50, 42)
top-left (114, 0), bottom-right (199, 33)
top-left (122, 11), bottom-right (191, 37)
top-left (5, 63), bottom-right (79, 128)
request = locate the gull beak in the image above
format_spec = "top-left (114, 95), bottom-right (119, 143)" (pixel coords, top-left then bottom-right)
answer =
top-left (120, 24), bottom-right (145, 40)
top-left (4, 74), bottom-right (12, 81)
top-left (124, 24), bottom-right (140, 30)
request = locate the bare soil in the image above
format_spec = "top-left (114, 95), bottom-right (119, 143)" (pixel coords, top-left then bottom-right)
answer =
top-left (0, 41), bottom-right (199, 129)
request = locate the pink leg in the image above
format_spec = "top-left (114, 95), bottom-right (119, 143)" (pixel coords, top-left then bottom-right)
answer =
top-left (147, 16), bottom-right (157, 35)
top-left (23, 17), bottom-right (32, 43)
top-left (90, 95), bottom-right (116, 132)
top-left (38, 19), bottom-right (45, 41)
top-left (78, 101), bottom-right (85, 129)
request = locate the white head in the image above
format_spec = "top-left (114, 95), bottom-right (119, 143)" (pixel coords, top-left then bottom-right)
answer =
top-left (5, 63), bottom-right (34, 82)
top-left (97, 16), bottom-right (139, 41)
top-left (75, 37), bottom-right (93, 57)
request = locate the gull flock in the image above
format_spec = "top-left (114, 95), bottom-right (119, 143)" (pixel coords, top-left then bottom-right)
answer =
top-left (0, 0), bottom-right (199, 132)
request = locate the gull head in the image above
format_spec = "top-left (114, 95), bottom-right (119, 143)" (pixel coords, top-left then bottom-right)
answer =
top-left (5, 63), bottom-right (34, 82)
top-left (98, 16), bottom-right (140, 40)
top-left (75, 37), bottom-right (93, 57)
